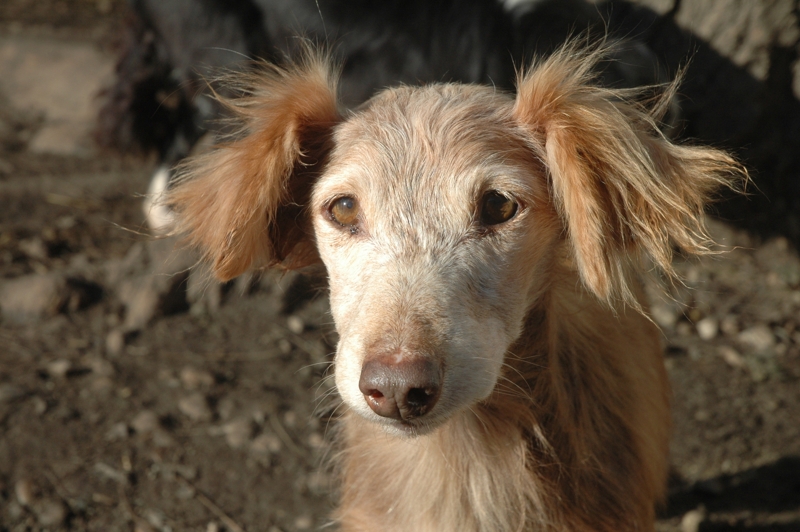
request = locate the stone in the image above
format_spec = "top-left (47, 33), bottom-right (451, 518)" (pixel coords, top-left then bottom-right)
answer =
top-left (0, 272), bottom-right (67, 322)
top-left (696, 317), bottom-right (719, 341)
top-left (32, 498), bottom-right (67, 527)
top-left (178, 393), bottom-right (212, 422)
top-left (131, 410), bottom-right (159, 435)
top-left (738, 324), bottom-right (776, 353)
top-left (179, 366), bottom-right (214, 390)
top-left (0, 383), bottom-right (26, 404)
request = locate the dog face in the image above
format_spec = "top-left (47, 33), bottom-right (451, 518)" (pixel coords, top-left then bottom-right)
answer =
top-left (169, 44), bottom-right (742, 438)
top-left (311, 85), bottom-right (561, 434)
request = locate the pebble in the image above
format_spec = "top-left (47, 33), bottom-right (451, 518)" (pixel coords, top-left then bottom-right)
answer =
top-left (250, 433), bottom-right (282, 455)
top-left (650, 303), bottom-right (678, 329)
top-left (680, 508), bottom-right (706, 532)
top-left (89, 356), bottom-right (115, 377)
top-left (0, 383), bottom-right (26, 404)
top-left (105, 422), bottom-right (130, 441)
top-left (134, 521), bottom-right (156, 532)
top-left (307, 432), bottom-right (324, 449)
top-left (0, 272), bottom-right (67, 322)
top-left (94, 462), bottom-right (128, 484)
top-left (178, 393), bottom-right (213, 422)
top-left (718, 346), bottom-right (746, 368)
top-left (179, 366), bottom-right (214, 390)
top-left (216, 396), bottom-right (236, 421)
top-left (32, 498), bottom-right (68, 527)
top-left (294, 515), bottom-right (313, 530)
top-left (738, 324), bottom-right (776, 353)
top-left (31, 395), bottom-right (48, 415)
top-left (105, 329), bottom-right (125, 356)
top-left (47, 359), bottom-right (72, 378)
top-left (131, 410), bottom-right (159, 434)
top-left (222, 417), bottom-right (253, 449)
top-left (15, 478), bottom-right (36, 506)
top-left (720, 315), bottom-right (739, 336)
top-left (696, 317), bottom-right (718, 341)
top-left (287, 315), bottom-right (305, 334)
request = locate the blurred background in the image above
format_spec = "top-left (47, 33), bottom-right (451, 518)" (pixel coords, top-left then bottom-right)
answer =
top-left (0, 0), bottom-right (799, 530)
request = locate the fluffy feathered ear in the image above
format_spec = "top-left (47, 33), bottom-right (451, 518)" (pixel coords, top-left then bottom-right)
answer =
top-left (513, 42), bottom-right (747, 306)
top-left (169, 49), bottom-right (340, 281)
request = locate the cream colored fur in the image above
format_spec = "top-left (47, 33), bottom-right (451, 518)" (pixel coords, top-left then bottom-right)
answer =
top-left (168, 42), bottom-right (746, 531)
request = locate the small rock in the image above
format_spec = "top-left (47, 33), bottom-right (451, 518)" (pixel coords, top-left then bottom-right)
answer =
top-left (0, 272), bottom-right (68, 322)
top-left (176, 483), bottom-right (196, 500)
top-left (306, 471), bottom-right (330, 494)
top-left (738, 324), bottom-right (775, 353)
top-left (720, 315), bottom-right (739, 336)
top-left (676, 322), bottom-right (693, 337)
top-left (105, 422), bottom-right (130, 441)
top-left (179, 366), bottom-right (214, 390)
top-left (222, 418), bottom-right (253, 449)
top-left (278, 338), bottom-right (292, 354)
top-left (91, 376), bottom-right (114, 394)
top-left (15, 478), bottom-right (37, 506)
top-left (0, 383), bottom-right (26, 404)
top-left (207, 523), bottom-right (220, 532)
top-left (696, 317), bottom-right (718, 341)
top-left (32, 497), bottom-right (67, 527)
top-left (216, 396), bottom-right (237, 421)
top-left (250, 433), bottom-right (282, 455)
top-left (19, 237), bottom-right (48, 260)
top-left (680, 507), bottom-right (706, 532)
top-left (718, 346), bottom-right (745, 368)
top-left (131, 410), bottom-right (159, 435)
top-left (144, 508), bottom-right (165, 528)
top-left (105, 329), bottom-right (125, 356)
top-left (294, 515), bottom-right (313, 530)
top-left (307, 432), bottom-right (324, 449)
top-left (650, 303), bottom-right (678, 329)
top-left (31, 395), bottom-right (48, 415)
top-left (178, 393), bottom-right (212, 422)
top-left (94, 462), bottom-right (128, 484)
top-left (47, 359), bottom-right (72, 378)
top-left (134, 521), bottom-right (156, 532)
top-left (287, 315), bottom-right (305, 334)
top-left (88, 356), bottom-right (115, 377)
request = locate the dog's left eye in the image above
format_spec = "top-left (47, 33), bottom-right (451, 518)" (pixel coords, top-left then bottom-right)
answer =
top-left (480, 191), bottom-right (518, 226)
top-left (330, 196), bottom-right (360, 228)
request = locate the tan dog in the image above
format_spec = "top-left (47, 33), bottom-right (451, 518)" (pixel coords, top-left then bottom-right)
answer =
top-left (169, 43), bottom-right (745, 531)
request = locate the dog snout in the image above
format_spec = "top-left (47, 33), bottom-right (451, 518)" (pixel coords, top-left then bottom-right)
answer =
top-left (358, 354), bottom-right (442, 421)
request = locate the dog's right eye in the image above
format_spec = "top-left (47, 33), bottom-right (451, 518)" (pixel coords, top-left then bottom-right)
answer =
top-left (330, 196), bottom-right (360, 228)
top-left (480, 191), bottom-right (518, 226)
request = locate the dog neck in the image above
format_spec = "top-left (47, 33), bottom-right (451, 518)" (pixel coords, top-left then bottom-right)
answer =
top-left (334, 269), bottom-right (666, 531)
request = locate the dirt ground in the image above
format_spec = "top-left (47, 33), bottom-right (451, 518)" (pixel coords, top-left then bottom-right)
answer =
top-left (1, 2), bottom-right (799, 531)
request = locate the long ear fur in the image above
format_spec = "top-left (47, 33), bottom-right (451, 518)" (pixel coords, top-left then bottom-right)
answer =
top-left (168, 48), bottom-right (340, 281)
top-left (514, 41), bottom-right (748, 306)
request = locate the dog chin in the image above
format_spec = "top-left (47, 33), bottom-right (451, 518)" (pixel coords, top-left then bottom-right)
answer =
top-left (374, 418), bottom-right (442, 438)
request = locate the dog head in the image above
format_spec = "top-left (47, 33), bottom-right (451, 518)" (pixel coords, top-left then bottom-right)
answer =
top-left (170, 44), bottom-right (743, 435)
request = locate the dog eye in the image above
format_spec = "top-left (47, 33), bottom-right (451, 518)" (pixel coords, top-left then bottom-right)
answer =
top-left (330, 196), bottom-right (360, 227)
top-left (480, 191), bottom-right (518, 226)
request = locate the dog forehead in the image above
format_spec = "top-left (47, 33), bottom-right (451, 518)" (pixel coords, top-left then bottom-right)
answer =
top-left (320, 84), bottom-right (529, 203)
top-left (335, 83), bottom-right (516, 161)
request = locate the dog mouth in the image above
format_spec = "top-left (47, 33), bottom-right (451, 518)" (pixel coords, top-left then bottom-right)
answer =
top-left (378, 416), bottom-right (441, 437)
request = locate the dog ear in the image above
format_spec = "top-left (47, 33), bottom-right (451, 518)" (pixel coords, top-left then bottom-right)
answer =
top-left (513, 42), bottom-right (747, 306)
top-left (169, 49), bottom-right (340, 281)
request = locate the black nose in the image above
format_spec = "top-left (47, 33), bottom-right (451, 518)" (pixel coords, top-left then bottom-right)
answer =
top-left (358, 355), bottom-right (442, 421)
